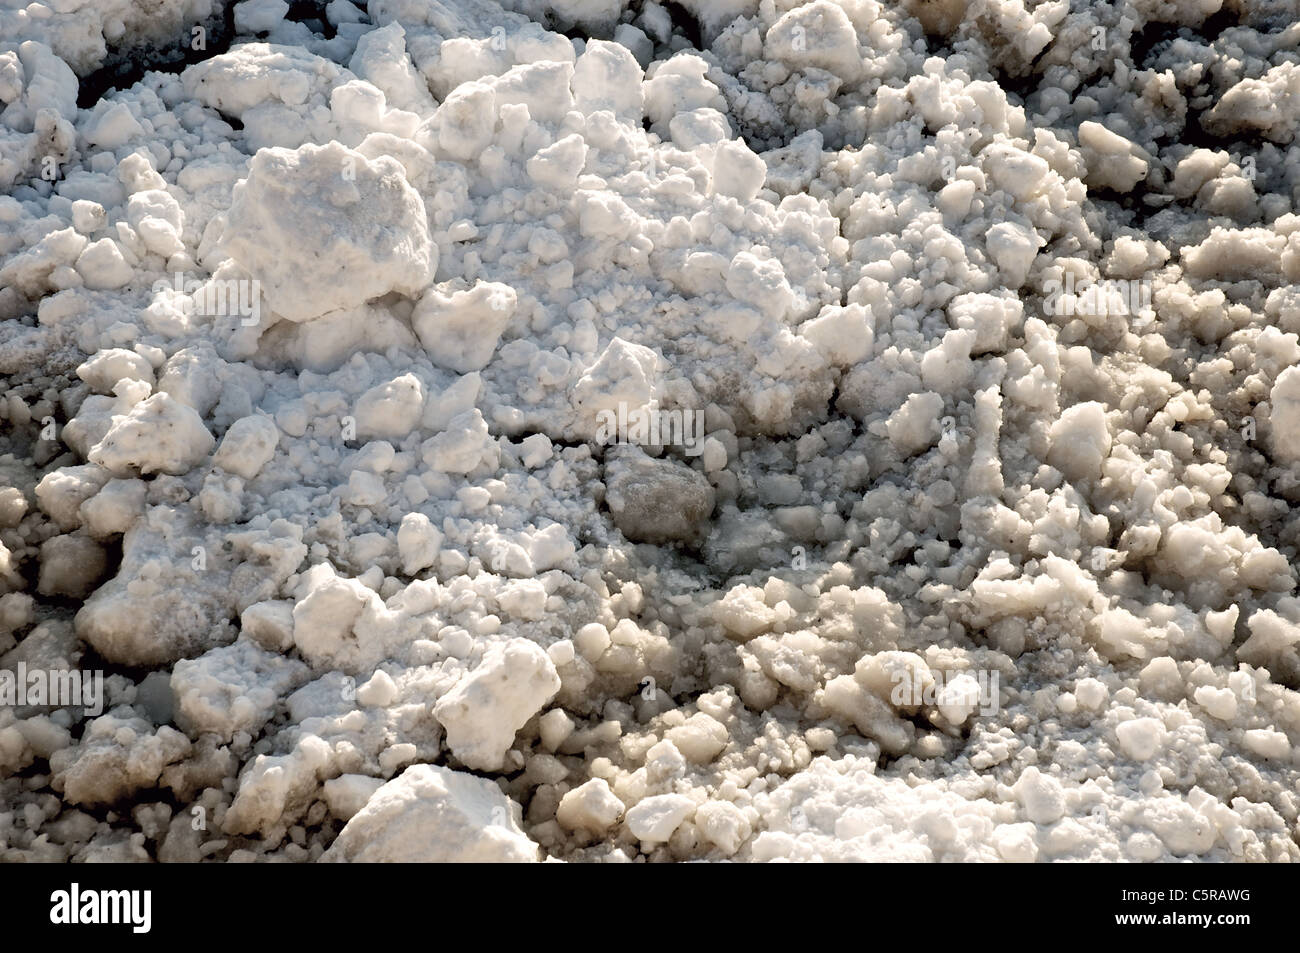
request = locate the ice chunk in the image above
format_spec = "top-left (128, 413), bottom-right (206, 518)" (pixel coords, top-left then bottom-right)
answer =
top-left (80, 479), bottom-right (147, 538)
top-left (37, 535), bottom-right (107, 598)
top-left (220, 141), bottom-right (434, 322)
top-left (669, 107), bottom-right (732, 150)
top-left (240, 600), bottom-right (295, 653)
top-left (171, 640), bottom-right (310, 742)
top-left (412, 283), bottom-right (516, 373)
top-left (947, 292), bottom-right (1023, 355)
top-left (212, 414), bottom-right (279, 480)
top-left (886, 391), bottom-right (944, 457)
top-left (424, 81), bottom-right (496, 161)
top-left (556, 777), bottom-right (625, 833)
top-left (726, 251), bottom-right (795, 321)
top-left (181, 44), bottom-right (343, 119)
top-left (604, 446), bottom-right (715, 544)
top-left (801, 303), bottom-right (872, 366)
top-left (572, 39), bottom-right (643, 120)
top-left (1077, 121), bottom-right (1148, 193)
top-left (695, 801), bottom-right (752, 855)
top-left (88, 393), bottom-right (215, 477)
top-left (1204, 62), bottom-right (1300, 144)
top-left (526, 134), bottom-right (588, 190)
top-left (421, 409), bottom-right (495, 474)
top-left (1048, 401), bottom-right (1111, 481)
top-left (76, 348), bottom-right (154, 394)
top-left (348, 21), bottom-right (434, 114)
top-left (234, 0), bottom-right (290, 33)
top-left (433, 638), bottom-right (561, 771)
top-left (50, 710), bottom-right (190, 807)
top-left (764, 1), bottom-right (862, 83)
top-left (490, 61), bottom-right (575, 125)
top-left (1269, 366), bottom-right (1300, 464)
top-left (572, 337), bottom-right (660, 433)
top-left (1183, 227), bottom-right (1285, 282)
top-left (322, 764), bottom-right (539, 862)
top-left (323, 774), bottom-right (385, 822)
top-left (709, 139), bottom-right (767, 203)
top-left (397, 512), bottom-right (442, 575)
top-left (985, 221), bottom-right (1042, 288)
top-left (643, 53), bottom-right (725, 136)
top-left (625, 793), bottom-right (695, 843)
top-left (291, 565), bottom-right (383, 674)
top-left (74, 238), bottom-right (134, 290)
top-left (1014, 766), bottom-right (1065, 825)
top-left (1115, 717), bottom-right (1166, 762)
top-left (354, 373), bottom-right (425, 441)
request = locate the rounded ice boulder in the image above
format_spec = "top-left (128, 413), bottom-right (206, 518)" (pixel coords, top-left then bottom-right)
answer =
top-left (320, 763), bottom-right (540, 862)
top-left (220, 141), bottom-right (435, 322)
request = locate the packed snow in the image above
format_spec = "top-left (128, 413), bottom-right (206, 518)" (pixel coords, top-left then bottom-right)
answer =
top-left (2, 0), bottom-right (1300, 863)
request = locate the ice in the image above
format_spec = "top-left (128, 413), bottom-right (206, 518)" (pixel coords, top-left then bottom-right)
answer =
top-left (88, 393), bottom-right (216, 477)
top-left (2, 0), bottom-right (1300, 868)
top-left (220, 141), bottom-right (434, 322)
top-left (433, 638), bottom-right (561, 771)
top-left (322, 764), bottom-right (539, 863)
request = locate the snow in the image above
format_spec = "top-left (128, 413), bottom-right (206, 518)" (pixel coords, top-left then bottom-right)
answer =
top-left (322, 763), bottom-right (539, 862)
top-left (50, 709), bottom-right (191, 807)
top-left (432, 638), bottom-right (561, 771)
top-left (76, 348), bottom-right (155, 393)
top-left (412, 282), bottom-right (515, 374)
top-left (219, 140), bottom-right (434, 322)
top-left (170, 638), bottom-right (308, 741)
top-left (625, 792), bottom-right (696, 843)
top-left (75, 237), bottom-right (135, 289)
top-left (211, 413), bottom-right (278, 479)
top-left (1115, 717), bottom-right (1167, 762)
top-left (555, 777), bottom-right (625, 833)
top-left (1048, 401), bottom-right (1112, 482)
top-left (1269, 366), bottom-right (1300, 463)
top-left (604, 446), bottom-right (715, 544)
top-left (2, 0), bottom-right (1300, 868)
top-left (88, 392), bottom-right (216, 477)
top-left (395, 512), bottom-right (442, 575)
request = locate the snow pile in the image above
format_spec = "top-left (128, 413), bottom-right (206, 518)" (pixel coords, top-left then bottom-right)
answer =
top-left (1, 0), bottom-right (1300, 863)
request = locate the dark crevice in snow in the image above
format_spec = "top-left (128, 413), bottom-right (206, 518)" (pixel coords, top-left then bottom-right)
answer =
top-left (661, 1), bottom-right (703, 52)
top-left (72, 642), bottom-right (163, 702)
top-left (76, 4), bottom-right (236, 109)
top-left (285, 0), bottom-right (336, 38)
top-left (1129, 22), bottom-right (1191, 71)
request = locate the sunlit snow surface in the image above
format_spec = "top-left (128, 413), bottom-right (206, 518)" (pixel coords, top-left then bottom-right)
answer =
top-left (1, 0), bottom-right (1299, 862)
